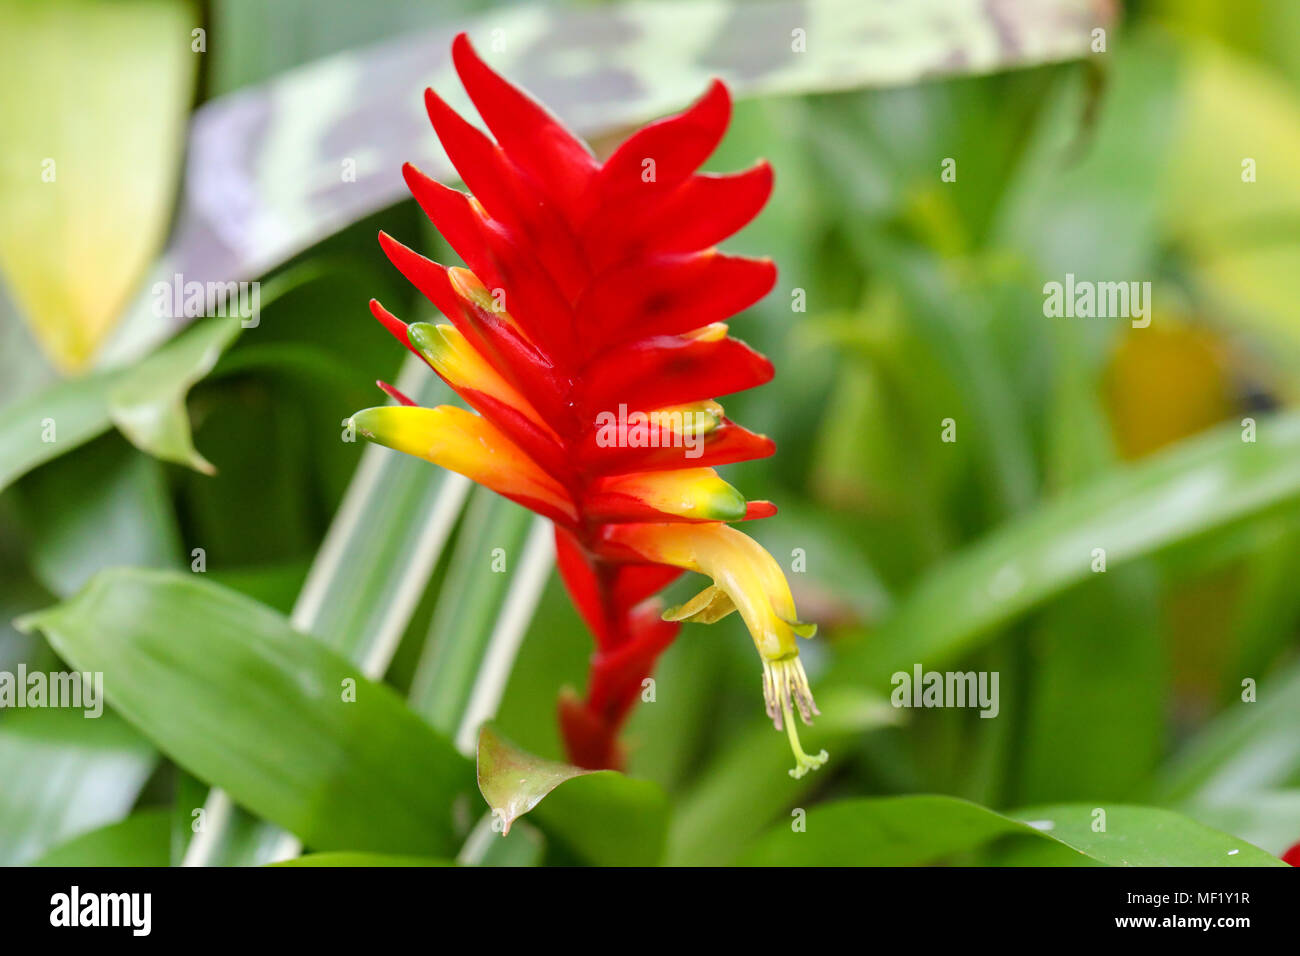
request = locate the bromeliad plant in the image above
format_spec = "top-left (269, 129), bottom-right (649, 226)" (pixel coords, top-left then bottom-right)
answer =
top-left (349, 34), bottom-right (826, 777)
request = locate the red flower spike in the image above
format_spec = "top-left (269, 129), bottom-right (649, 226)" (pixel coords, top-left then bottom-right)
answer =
top-left (349, 34), bottom-right (825, 778)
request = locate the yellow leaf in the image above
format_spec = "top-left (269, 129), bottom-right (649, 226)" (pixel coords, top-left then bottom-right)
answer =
top-left (0, 0), bottom-right (196, 374)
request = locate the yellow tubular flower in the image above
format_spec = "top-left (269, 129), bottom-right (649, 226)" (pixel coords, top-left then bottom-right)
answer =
top-left (606, 521), bottom-right (828, 778)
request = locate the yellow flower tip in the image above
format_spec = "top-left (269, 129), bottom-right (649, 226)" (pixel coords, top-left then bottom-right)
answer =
top-left (787, 618), bottom-right (817, 639)
top-left (684, 322), bottom-right (729, 343)
top-left (604, 522), bottom-right (825, 776)
top-left (762, 655), bottom-right (828, 779)
top-left (661, 584), bottom-right (736, 625)
top-left (598, 468), bottom-right (747, 522)
top-left (448, 265), bottom-right (504, 315)
top-left (348, 407), bottom-right (380, 441)
top-left (647, 400), bottom-right (725, 438)
top-left (705, 479), bottom-right (748, 521)
top-left (406, 320), bottom-right (450, 357)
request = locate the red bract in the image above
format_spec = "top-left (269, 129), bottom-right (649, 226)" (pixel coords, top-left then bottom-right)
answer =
top-left (349, 34), bottom-right (826, 777)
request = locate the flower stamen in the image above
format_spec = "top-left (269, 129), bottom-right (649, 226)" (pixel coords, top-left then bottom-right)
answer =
top-left (763, 656), bottom-right (828, 779)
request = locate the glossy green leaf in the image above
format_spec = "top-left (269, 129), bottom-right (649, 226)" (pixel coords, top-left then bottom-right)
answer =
top-left (184, 356), bottom-right (471, 865)
top-left (829, 412), bottom-right (1300, 691)
top-left (271, 853), bottom-right (452, 867)
top-left (408, 494), bottom-right (556, 764)
top-left (1010, 803), bottom-right (1286, 867)
top-left (741, 796), bottom-right (1284, 866)
top-left (0, 317), bottom-right (238, 492)
top-left (0, 709), bottom-right (156, 866)
top-left (1180, 791), bottom-right (1300, 859)
top-left (106, 318), bottom-right (242, 474)
top-left (477, 725), bottom-right (587, 835)
top-left (477, 724), bottom-right (667, 866)
top-left (20, 568), bottom-right (475, 857)
top-left (0, 369), bottom-right (117, 493)
top-left (667, 688), bottom-right (900, 866)
top-left (0, 263), bottom-right (329, 493)
top-left (410, 489), bottom-right (535, 736)
top-left (32, 808), bottom-right (171, 867)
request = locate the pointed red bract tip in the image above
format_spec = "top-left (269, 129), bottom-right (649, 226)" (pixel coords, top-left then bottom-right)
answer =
top-left (376, 380), bottom-right (418, 406)
top-left (449, 32), bottom-right (596, 215)
top-left (1283, 840), bottom-right (1300, 866)
top-left (597, 79), bottom-right (732, 204)
top-left (368, 297), bottom-right (411, 349)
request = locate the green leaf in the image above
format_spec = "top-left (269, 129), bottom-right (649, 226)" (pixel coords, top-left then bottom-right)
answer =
top-left (1179, 791), bottom-right (1300, 859)
top-left (1228, 528), bottom-right (1300, 692)
top-left (286, 358), bottom-right (466, 671)
top-left (32, 808), bottom-right (171, 867)
top-left (0, 368), bottom-right (116, 493)
top-left (170, 768), bottom-right (209, 865)
top-left (409, 489), bottom-right (535, 736)
top-left (1015, 572), bottom-right (1167, 804)
top-left (1154, 657), bottom-right (1300, 803)
top-left (0, 262), bottom-right (329, 493)
top-left (667, 688), bottom-right (900, 866)
top-left (477, 724), bottom-right (667, 866)
top-left (405, 491), bottom-right (555, 762)
top-left (741, 796), bottom-right (1285, 866)
top-left (457, 815), bottom-right (546, 868)
top-left (14, 436), bottom-right (181, 597)
top-left (0, 0), bottom-right (196, 372)
top-left (1013, 289), bottom-right (1167, 804)
top-left (849, 236), bottom-right (1039, 520)
top-left (19, 568), bottom-right (475, 857)
top-left (185, 356), bottom-right (473, 865)
top-left (106, 318), bottom-right (242, 474)
top-left (0, 709), bottom-right (156, 866)
top-left (829, 412), bottom-right (1300, 691)
top-left (994, 32), bottom-right (1180, 281)
top-left (1009, 803), bottom-right (1286, 867)
top-left (271, 853), bottom-right (451, 867)
top-left (0, 317), bottom-right (241, 492)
